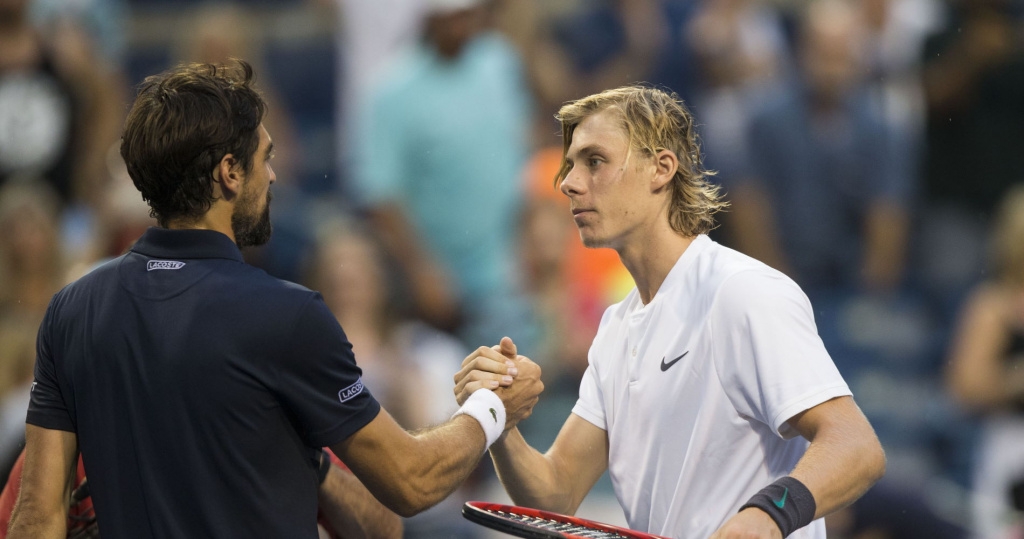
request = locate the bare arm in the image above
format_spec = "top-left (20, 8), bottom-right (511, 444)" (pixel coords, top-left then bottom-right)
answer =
top-left (712, 396), bottom-right (885, 538)
top-left (489, 416), bottom-right (608, 515)
top-left (453, 338), bottom-right (607, 515)
top-left (947, 286), bottom-right (1024, 410)
top-left (860, 200), bottom-right (909, 292)
top-left (333, 347), bottom-right (542, 518)
top-left (8, 425), bottom-right (78, 539)
top-left (786, 396), bottom-right (886, 517)
top-left (367, 205), bottom-right (461, 330)
top-left (318, 462), bottom-right (403, 539)
top-left (923, 15), bottom-right (1014, 115)
top-left (331, 410), bottom-right (485, 518)
top-left (50, 19), bottom-right (124, 208)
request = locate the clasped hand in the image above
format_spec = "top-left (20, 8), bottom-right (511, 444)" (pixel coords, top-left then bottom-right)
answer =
top-left (454, 337), bottom-right (544, 435)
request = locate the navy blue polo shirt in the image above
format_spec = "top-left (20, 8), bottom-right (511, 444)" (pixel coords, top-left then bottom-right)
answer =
top-left (27, 227), bottom-right (380, 538)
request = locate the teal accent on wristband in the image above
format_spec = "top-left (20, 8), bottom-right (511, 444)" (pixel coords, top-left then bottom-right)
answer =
top-left (739, 476), bottom-right (816, 537)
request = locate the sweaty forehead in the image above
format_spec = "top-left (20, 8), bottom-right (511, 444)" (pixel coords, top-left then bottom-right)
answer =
top-left (568, 109), bottom-right (629, 156)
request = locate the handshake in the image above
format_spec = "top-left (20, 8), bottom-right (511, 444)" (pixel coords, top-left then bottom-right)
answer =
top-left (452, 337), bottom-right (545, 443)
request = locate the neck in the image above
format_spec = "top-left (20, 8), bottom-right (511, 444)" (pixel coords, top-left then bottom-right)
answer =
top-left (616, 229), bottom-right (696, 305)
top-left (164, 203), bottom-right (235, 244)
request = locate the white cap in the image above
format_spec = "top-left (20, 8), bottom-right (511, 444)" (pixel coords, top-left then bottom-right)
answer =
top-left (426, 0), bottom-right (484, 15)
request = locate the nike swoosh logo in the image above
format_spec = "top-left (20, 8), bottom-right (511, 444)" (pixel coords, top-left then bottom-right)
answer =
top-left (773, 487), bottom-right (789, 509)
top-left (660, 351), bottom-right (689, 371)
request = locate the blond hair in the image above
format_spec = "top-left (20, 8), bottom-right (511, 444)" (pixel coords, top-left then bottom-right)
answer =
top-left (554, 85), bottom-right (727, 236)
top-left (991, 185), bottom-right (1024, 287)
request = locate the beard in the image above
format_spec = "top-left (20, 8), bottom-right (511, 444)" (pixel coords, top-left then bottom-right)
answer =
top-left (232, 189), bottom-right (272, 248)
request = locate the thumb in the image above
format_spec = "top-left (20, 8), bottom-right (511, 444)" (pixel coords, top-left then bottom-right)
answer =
top-left (499, 336), bottom-right (517, 359)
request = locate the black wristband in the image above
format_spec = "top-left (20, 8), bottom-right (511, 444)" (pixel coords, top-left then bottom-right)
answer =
top-left (316, 451), bottom-right (332, 484)
top-left (739, 476), bottom-right (816, 537)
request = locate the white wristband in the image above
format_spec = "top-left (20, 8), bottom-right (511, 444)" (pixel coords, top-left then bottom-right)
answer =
top-left (452, 388), bottom-right (506, 451)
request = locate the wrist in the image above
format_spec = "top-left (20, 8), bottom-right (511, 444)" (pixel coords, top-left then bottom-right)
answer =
top-left (452, 388), bottom-right (506, 452)
top-left (739, 476), bottom-right (816, 537)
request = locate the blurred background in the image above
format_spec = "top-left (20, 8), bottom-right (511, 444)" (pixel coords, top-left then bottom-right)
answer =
top-left (1, 0), bottom-right (1023, 536)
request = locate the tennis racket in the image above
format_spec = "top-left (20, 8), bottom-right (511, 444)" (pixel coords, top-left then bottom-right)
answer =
top-left (462, 501), bottom-right (671, 539)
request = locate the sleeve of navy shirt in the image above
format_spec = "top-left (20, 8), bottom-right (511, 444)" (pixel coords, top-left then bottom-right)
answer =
top-left (27, 297), bottom-right (76, 433)
top-left (275, 293), bottom-right (381, 448)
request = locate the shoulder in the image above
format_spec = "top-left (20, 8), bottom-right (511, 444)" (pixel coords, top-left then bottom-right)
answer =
top-left (465, 33), bottom-right (528, 87)
top-left (49, 255), bottom-right (123, 309)
top-left (231, 266), bottom-right (321, 311)
top-left (698, 243), bottom-right (807, 318)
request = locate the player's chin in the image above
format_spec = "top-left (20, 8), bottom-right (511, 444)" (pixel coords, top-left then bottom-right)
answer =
top-left (579, 232), bottom-right (608, 249)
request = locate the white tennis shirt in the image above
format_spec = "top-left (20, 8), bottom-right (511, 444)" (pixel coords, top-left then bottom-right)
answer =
top-left (572, 235), bottom-right (851, 538)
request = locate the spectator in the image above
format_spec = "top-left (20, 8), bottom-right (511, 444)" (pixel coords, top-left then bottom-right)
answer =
top-left (918, 0), bottom-right (1024, 309)
top-left (947, 185), bottom-right (1024, 539)
top-left (0, 183), bottom-right (65, 321)
top-left (333, 0), bottom-right (425, 179)
top-left (859, 0), bottom-right (941, 176)
top-left (351, 0), bottom-right (534, 348)
top-left (511, 0), bottom-right (693, 141)
top-left (30, 0), bottom-right (126, 66)
top-left (0, 0), bottom-right (123, 209)
top-left (172, 3), bottom-right (302, 191)
top-left (0, 183), bottom-right (66, 481)
top-left (722, 0), bottom-right (912, 295)
top-left (684, 0), bottom-right (789, 197)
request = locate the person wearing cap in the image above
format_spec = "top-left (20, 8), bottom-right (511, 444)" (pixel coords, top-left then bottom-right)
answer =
top-left (349, 0), bottom-right (535, 351)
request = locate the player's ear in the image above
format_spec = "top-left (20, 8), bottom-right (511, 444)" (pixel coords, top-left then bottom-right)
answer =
top-left (213, 154), bottom-right (243, 199)
top-left (651, 149), bottom-right (678, 192)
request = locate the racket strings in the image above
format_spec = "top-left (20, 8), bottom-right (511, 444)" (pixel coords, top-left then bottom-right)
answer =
top-left (494, 509), bottom-right (630, 538)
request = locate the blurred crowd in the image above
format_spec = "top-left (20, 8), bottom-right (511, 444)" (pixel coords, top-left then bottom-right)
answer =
top-left (1, 0), bottom-right (1023, 536)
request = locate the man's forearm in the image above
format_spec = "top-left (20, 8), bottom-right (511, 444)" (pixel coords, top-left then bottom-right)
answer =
top-left (8, 503), bottom-right (68, 539)
top-left (489, 429), bottom-right (577, 514)
top-left (318, 464), bottom-right (402, 539)
top-left (336, 412), bottom-right (489, 518)
top-left (788, 399), bottom-right (886, 518)
top-left (10, 426), bottom-right (78, 539)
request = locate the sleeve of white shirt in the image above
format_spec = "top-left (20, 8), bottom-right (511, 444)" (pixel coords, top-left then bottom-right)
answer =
top-left (571, 362), bottom-right (606, 430)
top-left (709, 269), bottom-right (852, 439)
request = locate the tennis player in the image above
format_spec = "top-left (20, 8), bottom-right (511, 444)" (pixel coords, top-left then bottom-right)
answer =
top-left (455, 86), bottom-right (885, 539)
top-left (9, 60), bottom-right (543, 539)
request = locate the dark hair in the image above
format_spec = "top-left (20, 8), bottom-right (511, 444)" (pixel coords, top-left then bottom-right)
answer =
top-left (120, 60), bottom-right (267, 226)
